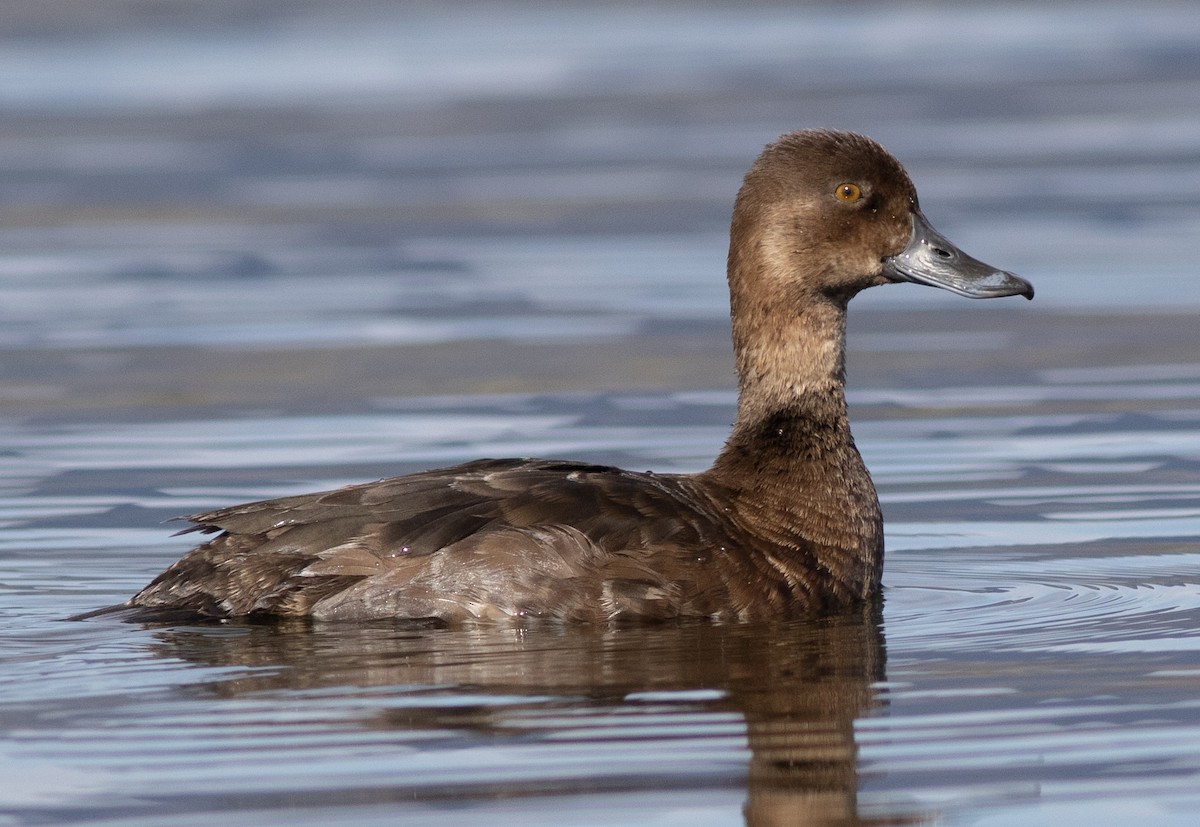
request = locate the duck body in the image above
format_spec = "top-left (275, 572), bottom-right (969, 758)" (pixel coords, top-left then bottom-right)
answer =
top-left (126, 130), bottom-right (1032, 623)
top-left (133, 394), bottom-right (879, 622)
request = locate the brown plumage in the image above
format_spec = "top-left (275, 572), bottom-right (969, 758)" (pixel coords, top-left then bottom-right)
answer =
top-left (124, 130), bottom-right (1033, 623)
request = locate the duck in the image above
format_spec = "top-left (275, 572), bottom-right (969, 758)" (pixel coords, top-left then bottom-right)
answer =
top-left (123, 130), bottom-right (1032, 623)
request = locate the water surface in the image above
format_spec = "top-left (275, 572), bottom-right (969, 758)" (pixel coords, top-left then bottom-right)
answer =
top-left (3, 2), bottom-right (1200, 825)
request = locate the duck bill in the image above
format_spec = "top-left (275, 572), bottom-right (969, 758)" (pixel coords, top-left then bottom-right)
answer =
top-left (883, 210), bottom-right (1033, 300)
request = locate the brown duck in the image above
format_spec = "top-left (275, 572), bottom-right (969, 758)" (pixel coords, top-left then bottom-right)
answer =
top-left (124, 130), bottom-right (1032, 623)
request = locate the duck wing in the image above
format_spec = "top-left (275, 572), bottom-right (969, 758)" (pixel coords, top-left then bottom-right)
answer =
top-left (129, 458), bottom-right (731, 621)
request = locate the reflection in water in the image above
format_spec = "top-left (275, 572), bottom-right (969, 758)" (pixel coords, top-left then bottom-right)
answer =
top-left (142, 604), bottom-right (892, 826)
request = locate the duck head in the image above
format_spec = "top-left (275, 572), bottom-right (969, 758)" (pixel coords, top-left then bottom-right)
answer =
top-left (729, 130), bottom-right (1033, 303)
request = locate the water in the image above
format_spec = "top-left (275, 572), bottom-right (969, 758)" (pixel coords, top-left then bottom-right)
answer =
top-left (3, 1), bottom-right (1200, 824)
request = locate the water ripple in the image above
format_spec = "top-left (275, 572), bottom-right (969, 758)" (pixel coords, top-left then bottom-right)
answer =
top-left (885, 546), bottom-right (1200, 654)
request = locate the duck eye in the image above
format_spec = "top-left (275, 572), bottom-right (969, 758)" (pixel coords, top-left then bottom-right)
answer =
top-left (834, 182), bottom-right (863, 203)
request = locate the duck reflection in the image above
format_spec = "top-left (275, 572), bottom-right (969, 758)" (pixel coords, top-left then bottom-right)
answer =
top-left (143, 602), bottom-right (903, 825)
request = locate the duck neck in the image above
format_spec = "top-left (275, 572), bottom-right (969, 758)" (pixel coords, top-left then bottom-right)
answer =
top-left (734, 292), bottom-right (848, 428)
top-left (719, 214), bottom-right (854, 440)
top-left (702, 245), bottom-right (882, 600)
top-left (709, 291), bottom-right (854, 481)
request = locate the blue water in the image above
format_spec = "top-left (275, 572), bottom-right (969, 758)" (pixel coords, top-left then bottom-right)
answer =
top-left (3, 2), bottom-right (1200, 825)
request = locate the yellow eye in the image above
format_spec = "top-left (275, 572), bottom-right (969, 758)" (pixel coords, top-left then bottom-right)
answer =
top-left (834, 182), bottom-right (863, 203)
